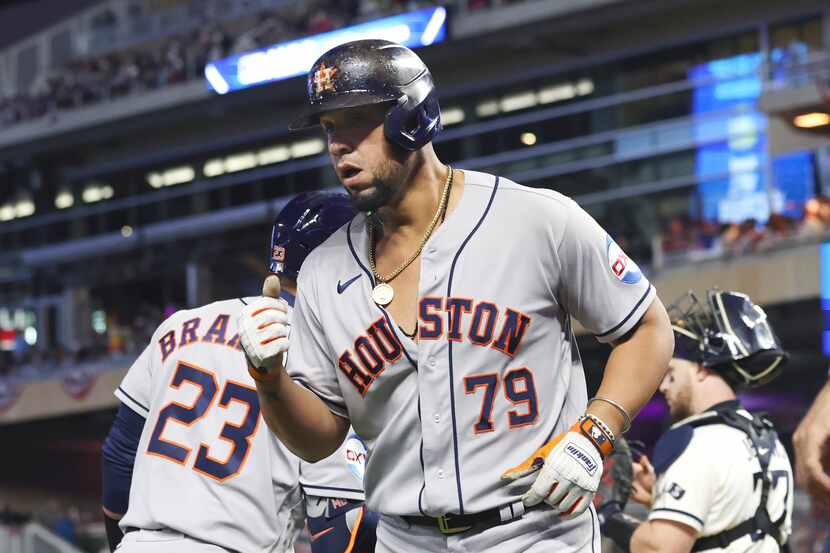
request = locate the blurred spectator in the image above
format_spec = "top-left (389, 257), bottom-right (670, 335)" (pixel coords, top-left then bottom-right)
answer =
top-left (661, 216), bottom-right (693, 253)
top-left (656, 196), bottom-right (830, 266)
top-left (1, 0), bottom-right (436, 131)
top-left (799, 197), bottom-right (830, 238)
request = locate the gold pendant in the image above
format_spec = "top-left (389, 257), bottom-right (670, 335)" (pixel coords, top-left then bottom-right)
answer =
top-left (372, 282), bottom-right (394, 306)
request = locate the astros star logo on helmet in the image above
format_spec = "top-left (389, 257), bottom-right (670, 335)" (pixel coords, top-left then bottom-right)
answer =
top-left (313, 62), bottom-right (338, 96)
top-left (272, 245), bottom-right (286, 262)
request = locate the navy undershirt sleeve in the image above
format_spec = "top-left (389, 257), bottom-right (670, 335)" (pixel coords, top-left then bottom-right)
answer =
top-left (101, 402), bottom-right (145, 514)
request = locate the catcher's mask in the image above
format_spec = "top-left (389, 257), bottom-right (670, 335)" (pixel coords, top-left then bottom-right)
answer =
top-left (668, 289), bottom-right (787, 389)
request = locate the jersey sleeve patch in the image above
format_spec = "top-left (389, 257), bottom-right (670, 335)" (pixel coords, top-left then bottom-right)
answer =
top-left (651, 423), bottom-right (694, 475)
top-left (606, 235), bottom-right (642, 284)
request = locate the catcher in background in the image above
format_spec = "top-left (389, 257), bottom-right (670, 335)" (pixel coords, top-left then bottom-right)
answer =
top-left (598, 289), bottom-right (793, 553)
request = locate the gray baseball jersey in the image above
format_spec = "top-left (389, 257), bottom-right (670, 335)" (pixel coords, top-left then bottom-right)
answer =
top-left (116, 298), bottom-right (301, 553)
top-left (283, 298), bottom-right (367, 502)
top-left (649, 408), bottom-right (793, 553)
top-left (299, 431), bottom-right (367, 501)
top-left (287, 170), bottom-right (655, 520)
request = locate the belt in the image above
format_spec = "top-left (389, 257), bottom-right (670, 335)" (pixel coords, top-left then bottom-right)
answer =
top-left (402, 501), bottom-right (528, 535)
top-left (124, 526), bottom-right (138, 534)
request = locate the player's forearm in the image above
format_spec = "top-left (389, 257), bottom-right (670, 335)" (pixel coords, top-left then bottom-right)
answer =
top-left (589, 299), bottom-right (674, 436)
top-left (253, 368), bottom-right (349, 462)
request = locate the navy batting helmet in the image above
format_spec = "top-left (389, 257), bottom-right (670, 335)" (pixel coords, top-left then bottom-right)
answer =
top-left (269, 191), bottom-right (357, 279)
top-left (669, 289), bottom-right (787, 389)
top-left (288, 39), bottom-right (442, 151)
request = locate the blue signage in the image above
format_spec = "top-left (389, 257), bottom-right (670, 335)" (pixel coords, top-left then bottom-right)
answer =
top-left (691, 50), bottom-right (816, 224)
top-left (771, 150), bottom-right (815, 218)
top-left (690, 53), bottom-right (768, 224)
top-left (205, 6), bottom-right (447, 94)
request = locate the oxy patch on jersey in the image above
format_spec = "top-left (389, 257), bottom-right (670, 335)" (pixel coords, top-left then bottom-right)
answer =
top-left (344, 434), bottom-right (367, 481)
top-left (605, 236), bottom-right (642, 284)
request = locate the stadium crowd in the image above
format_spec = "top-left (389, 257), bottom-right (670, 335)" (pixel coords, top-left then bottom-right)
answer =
top-left (0, 0), bottom-right (498, 130)
top-left (659, 196), bottom-right (830, 263)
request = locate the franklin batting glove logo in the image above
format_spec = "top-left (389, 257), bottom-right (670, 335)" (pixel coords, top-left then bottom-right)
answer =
top-left (566, 443), bottom-right (598, 475)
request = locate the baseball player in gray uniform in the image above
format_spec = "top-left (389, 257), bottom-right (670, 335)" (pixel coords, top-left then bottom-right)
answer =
top-left (100, 194), bottom-right (369, 553)
top-left (599, 289), bottom-right (793, 553)
top-left (238, 39), bottom-right (674, 552)
top-left (268, 191), bottom-right (378, 553)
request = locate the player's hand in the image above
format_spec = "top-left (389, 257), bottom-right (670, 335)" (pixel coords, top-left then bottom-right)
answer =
top-left (238, 296), bottom-right (290, 373)
top-left (501, 420), bottom-right (605, 519)
top-left (630, 455), bottom-right (655, 506)
top-left (793, 381), bottom-right (830, 509)
top-left (262, 274), bottom-right (281, 298)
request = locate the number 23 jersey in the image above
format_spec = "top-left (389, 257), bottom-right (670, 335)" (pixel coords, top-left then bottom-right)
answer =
top-left (116, 298), bottom-right (301, 553)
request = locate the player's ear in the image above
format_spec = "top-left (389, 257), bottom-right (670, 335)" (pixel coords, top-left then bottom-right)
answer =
top-left (262, 274), bottom-right (282, 298)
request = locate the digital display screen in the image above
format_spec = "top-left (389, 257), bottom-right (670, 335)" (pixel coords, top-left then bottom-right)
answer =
top-left (205, 6), bottom-right (447, 95)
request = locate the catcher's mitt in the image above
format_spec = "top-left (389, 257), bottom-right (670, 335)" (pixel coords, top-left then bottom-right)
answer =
top-left (592, 436), bottom-right (634, 510)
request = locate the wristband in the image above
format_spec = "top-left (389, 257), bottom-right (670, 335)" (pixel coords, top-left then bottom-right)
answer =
top-left (248, 364), bottom-right (280, 385)
top-left (588, 396), bottom-right (632, 433)
top-left (578, 414), bottom-right (616, 458)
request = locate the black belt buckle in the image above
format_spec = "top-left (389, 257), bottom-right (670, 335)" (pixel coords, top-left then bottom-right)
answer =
top-left (437, 514), bottom-right (473, 535)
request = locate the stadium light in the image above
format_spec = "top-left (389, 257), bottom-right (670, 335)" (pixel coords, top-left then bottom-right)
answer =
top-left (162, 166), bottom-right (195, 186)
top-left (290, 139), bottom-right (325, 158)
top-left (793, 112), bottom-right (830, 128)
top-left (147, 172), bottom-right (165, 188)
top-left (520, 132), bottom-right (537, 146)
top-left (0, 205), bottom-right (14, 221)
top-left (476, 100), bottom-right (499, 118)
top-left (203, 159), bottom-right (225, 178)
top-left (15, 194), bottom-right (35, 217)
top-left (257, 145), bottom-right (291, 165)
top-left (55, 189), bottom-right (74, 209)
top-left (82, 185), bottom-right (102, 203)
top-left (441, 107), bottom-right (465, 126)
top-left (500, 91), bottom-right (537, 113)
top-left (224, 153), bottom-right (258, 173)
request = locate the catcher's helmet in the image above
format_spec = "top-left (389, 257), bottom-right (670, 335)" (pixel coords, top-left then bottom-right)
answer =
top-left (288, 39), bottom-right (442, 151)
top-left (269, 191), bottom-right (357, 279)
top-left (668, 289), bottom-right (787, 389)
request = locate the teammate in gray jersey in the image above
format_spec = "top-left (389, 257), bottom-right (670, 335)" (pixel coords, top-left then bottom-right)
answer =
top-left (100, 194), bottom-right (364, 553)
top-left (267, 191), bottom-right (378, 553)
top-left (599, 289), bottom-right (793, 553)
top-left (238, 39), bottom-right (674, 552)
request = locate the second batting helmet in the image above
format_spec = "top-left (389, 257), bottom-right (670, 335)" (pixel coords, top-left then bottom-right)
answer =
top-left (269, 191), bottom-right (357, 279)
top-left (288, 39), bottom-right (442, 151)
top-left (669, 289), bottom-right (787, 389)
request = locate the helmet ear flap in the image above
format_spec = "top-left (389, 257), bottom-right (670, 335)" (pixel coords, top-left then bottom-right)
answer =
top-left (384, 90), bottom-right (442, 151)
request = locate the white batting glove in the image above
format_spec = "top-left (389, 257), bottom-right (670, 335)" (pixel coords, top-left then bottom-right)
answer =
top-left (237, 296), bottom-right (291, 371)
top-left (501, 418), bottom-right (614, 519)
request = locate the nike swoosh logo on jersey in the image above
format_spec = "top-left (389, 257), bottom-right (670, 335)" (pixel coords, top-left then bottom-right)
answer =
top-left (337, 274), bottom-right (361, 294)
top-left (310, 527), bottom-right (334, 542)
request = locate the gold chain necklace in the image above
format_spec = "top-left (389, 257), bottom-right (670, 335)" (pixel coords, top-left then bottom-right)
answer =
top-left (368, 167), bottom-right (454, 306)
